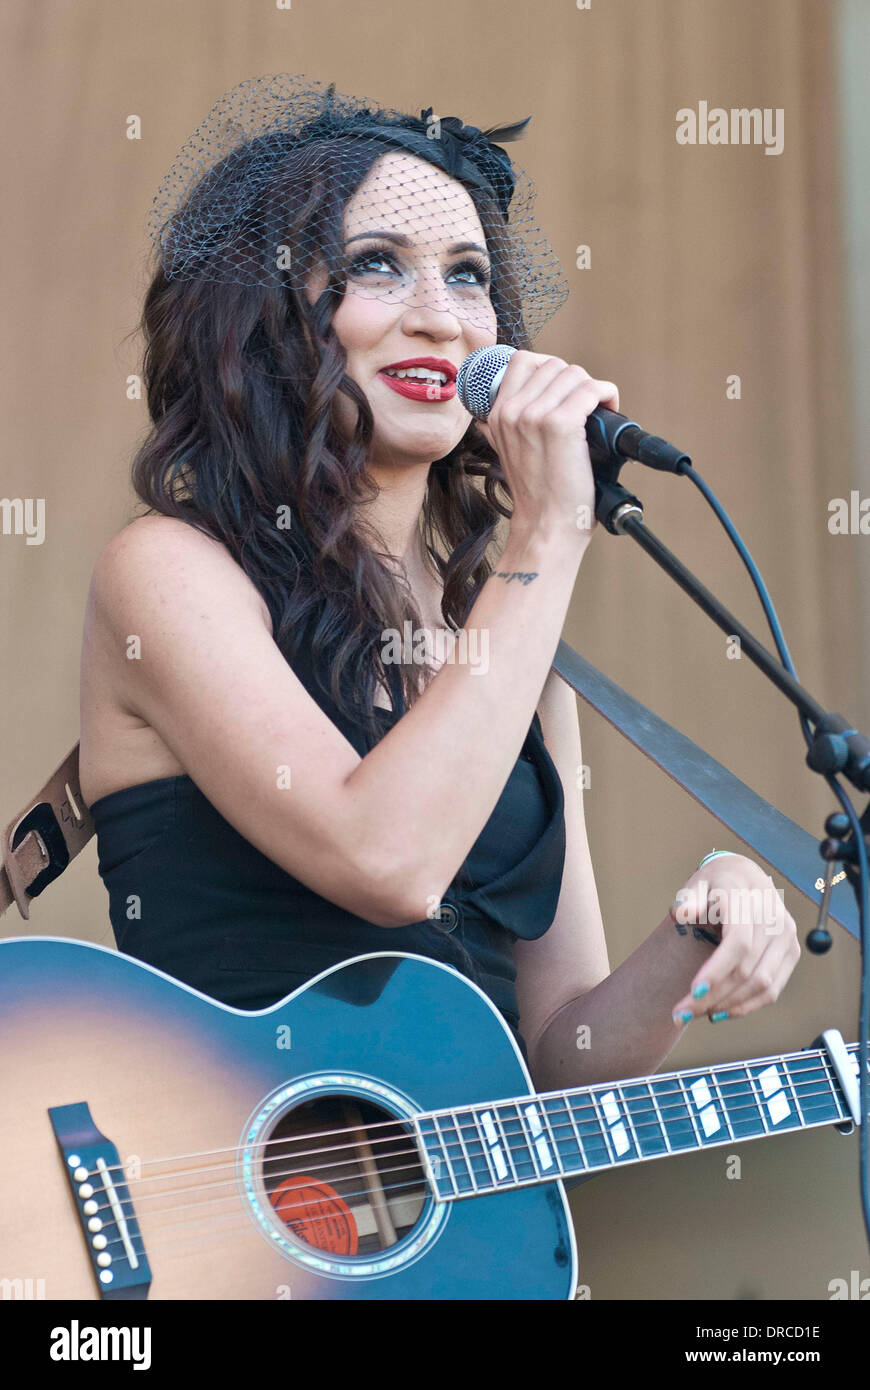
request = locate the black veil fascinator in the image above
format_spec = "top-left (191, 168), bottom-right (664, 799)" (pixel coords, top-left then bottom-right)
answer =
top-left (147, 73), bottom-right (568, 342)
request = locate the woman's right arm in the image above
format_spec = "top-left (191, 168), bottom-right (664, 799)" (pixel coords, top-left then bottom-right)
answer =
top-left (93, 352), bottom-right (616, 929)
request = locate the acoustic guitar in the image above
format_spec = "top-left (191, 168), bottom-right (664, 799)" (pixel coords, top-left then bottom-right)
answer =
top-left (0, 938), bottom-right (861, 1300)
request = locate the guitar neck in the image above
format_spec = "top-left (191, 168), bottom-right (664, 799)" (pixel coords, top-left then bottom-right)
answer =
top-left (416, 1042), bottom-right (862, 1200)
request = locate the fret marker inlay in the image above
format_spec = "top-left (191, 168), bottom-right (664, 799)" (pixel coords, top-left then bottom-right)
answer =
top-left (699, 1106), bottom-right (720, 1137)
top-left (758, 1065), bottom-right (781, 1097)
top-left (601, 1091), bottom-right (620, 1126)
top-left (480, 1110), bottom-right (508, 1180)
top-left (757, 1064), bottom-right (790, 1125)
top-left (690, 1076), bottom-right (720, 1137)
top-left (690, 1078), bottom-right (712, 1109)
top-left (524, 1104), bottom-right (554, 1171)
top-left (598, 1090), bottom-right (631, 1156)
top-left (611, 1122), bottom-right (630, 1155)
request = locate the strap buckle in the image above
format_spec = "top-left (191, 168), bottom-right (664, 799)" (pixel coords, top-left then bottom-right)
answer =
top-left (3, 801), bottom-right (71, 919)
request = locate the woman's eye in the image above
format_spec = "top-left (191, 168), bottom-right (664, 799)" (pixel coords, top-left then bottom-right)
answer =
top-left (345, 249), bottom-right (491, 289)
top-left (347, 250), bottom-right (399, 277)
top-left (448, 259), bottom-right (491, 289)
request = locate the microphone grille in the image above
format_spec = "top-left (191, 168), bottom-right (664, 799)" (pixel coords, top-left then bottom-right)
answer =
top-left (456, 345), bottom-right (516, 420)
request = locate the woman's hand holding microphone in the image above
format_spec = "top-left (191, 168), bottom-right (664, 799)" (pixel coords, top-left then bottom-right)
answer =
top-left (475, 356), bottom-right (802, 1031)
top-left (474, 350), bottom-right (620, 554)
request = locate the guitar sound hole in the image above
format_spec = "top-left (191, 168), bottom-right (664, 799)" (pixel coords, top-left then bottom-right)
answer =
top-left (263, 1095), bottom-right (429, 1257)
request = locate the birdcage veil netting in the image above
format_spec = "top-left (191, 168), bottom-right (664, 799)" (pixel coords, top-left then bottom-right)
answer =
top-left (146, 73), bottom-right (569, 343)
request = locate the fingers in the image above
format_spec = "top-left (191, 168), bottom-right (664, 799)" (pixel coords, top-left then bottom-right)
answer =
top-left (490, 354), bottom-right (579, 424)
top-left (670, 886), bottom-right (800, 1024)
top-left (523, 369), bottom-right (620, 428)
top-left (701, 930), bottom-right (801, 1020)
top-left (703, 884), bottom-right (797, 1018)
top-left (476, 349), bottom-right (619, 542)
top-left (671, 921), bottom-right (761, 1021)
top-left (475, 355), bottom-right (562, 446)
top-left (488, 350), bottom-right (560, 413)
top-left (490, 350), bottom-right (619, 424)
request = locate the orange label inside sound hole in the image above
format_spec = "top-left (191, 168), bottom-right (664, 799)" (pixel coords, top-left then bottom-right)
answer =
top-left (269, 1175), bottom-right (359, 1255)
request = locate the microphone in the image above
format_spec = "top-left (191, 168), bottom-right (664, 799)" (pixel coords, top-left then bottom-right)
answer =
top-left (456, 345), bottom-right (692, 474)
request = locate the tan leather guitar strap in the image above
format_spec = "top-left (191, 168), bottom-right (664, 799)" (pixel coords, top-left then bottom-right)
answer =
top-left (1, 744), bottom-right (93, 920)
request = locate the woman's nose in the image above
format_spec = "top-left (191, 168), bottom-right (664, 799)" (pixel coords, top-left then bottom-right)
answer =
top-left (399, 298), bottom-right (462, 341)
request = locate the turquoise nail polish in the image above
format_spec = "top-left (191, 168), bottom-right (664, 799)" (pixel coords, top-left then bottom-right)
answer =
top-left (692, 982), bottom-right (710, 1000)
top-left (673, 1010), bottom-right (694, 1024)
top-left (710, 1010), bottom-right (729, 1022)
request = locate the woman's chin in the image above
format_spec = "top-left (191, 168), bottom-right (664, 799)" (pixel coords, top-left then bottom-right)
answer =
top-left (370, 421), bottom-right (467, 469)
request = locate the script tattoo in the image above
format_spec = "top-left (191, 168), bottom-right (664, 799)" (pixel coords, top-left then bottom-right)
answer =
top-left (492, 570), bottom-right (538, 586)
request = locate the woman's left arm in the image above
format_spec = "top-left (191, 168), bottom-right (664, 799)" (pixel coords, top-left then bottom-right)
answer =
top-left (515, 669), bottom-right (801, 1092)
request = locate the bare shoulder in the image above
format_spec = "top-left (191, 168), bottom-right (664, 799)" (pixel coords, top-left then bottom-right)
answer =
top-left (79, 509), bottom-right (411, 926)
top-left (79, 513), bottom-right (274, 807)
top-left (91, 513), bottom-right (273, 637)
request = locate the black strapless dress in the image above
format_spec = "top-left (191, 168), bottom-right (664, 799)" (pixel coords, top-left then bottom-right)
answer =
top-left (89, 637), bottom-right (567, 1059)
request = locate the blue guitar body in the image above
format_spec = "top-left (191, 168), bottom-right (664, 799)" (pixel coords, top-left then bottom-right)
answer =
top-left (0, 939), bottom-right (577, 1300)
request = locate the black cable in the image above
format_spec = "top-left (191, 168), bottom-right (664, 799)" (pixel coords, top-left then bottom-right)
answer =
top-left (677, 464), bottom-right (870, 1253)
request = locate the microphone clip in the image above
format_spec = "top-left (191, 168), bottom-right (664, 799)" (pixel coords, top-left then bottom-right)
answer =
top-left (594, 477), bottom-right (645, 534)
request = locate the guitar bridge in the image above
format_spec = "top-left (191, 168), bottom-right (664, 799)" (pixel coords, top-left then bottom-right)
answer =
top-left (49, 1102), bottom-right (151, 1299)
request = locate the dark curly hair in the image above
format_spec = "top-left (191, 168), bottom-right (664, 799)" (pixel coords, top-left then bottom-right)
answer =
top-left (129, 134), bottom-right (528, 747)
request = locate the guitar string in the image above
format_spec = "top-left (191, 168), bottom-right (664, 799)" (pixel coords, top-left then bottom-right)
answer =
top-left (72, 1060), bottom-right (862, 1267)
top-left (78, 1049), bottom-right (851, 1188)
top-left (93, 1067), bottom-right (846, 1216)
top-left (78, 1064), bottom-right (851, 1214)
top-left (91, 1173), bottom-right (434, 1264)
top-left (76, 1072), bottom-right (849, 1238)
top-left (92, 1069), bottom-right (852, 1262)
top-left (102, 1168), bottom-right (427, 1245)
top-left (84, 1080), bottom-right (849, 1267)
top-left (76, 1050), bottom-right (856, 1251)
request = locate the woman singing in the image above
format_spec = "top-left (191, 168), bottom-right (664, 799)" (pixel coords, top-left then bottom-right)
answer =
top-left (79, 74), bottom-right (799, 1101)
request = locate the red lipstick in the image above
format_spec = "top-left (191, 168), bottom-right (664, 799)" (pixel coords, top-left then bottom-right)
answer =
top-left (377, 357), bottom-right (457, 403)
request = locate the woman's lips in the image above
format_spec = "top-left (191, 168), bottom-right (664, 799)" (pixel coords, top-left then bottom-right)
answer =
top-left (378, 372), bottom-right (457, 403)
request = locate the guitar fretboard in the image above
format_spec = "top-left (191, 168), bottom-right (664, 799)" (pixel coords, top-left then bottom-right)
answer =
top-left (415, 1044), bottom-right (861, 1200)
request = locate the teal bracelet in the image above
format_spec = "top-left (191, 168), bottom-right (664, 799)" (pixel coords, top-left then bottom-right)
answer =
top-left (698, 849), bottom-right (736, 869)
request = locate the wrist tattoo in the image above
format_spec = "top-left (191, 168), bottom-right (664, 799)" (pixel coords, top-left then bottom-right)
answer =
top-left (492, 570), bottom-right (538, 586)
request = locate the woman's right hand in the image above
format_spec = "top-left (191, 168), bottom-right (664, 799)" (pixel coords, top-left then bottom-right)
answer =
top-left (474, 350), bottom-right (620, 550)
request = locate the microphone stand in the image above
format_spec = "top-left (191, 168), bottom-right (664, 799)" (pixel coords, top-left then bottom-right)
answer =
top-left (593, 470), bottom-right (870, 1247)
top-left (593, 476), bottom-right (870, 810)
